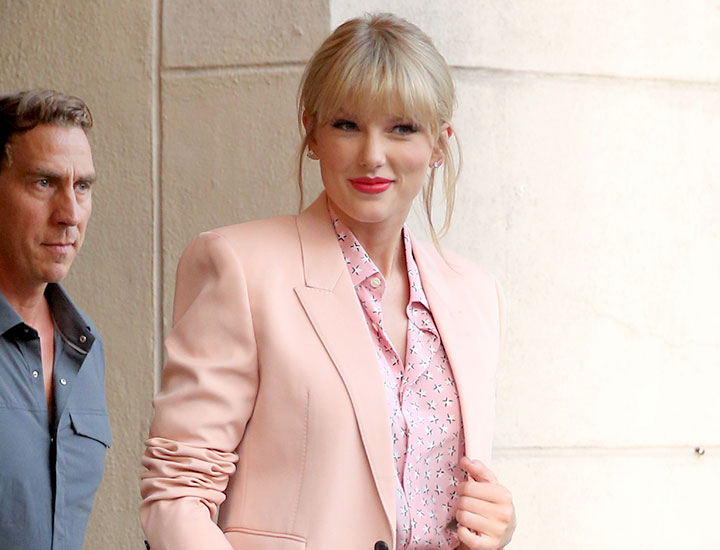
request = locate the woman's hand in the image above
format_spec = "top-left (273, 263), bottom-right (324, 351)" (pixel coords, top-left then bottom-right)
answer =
top-left (455, 457), bottom-right (516, 550)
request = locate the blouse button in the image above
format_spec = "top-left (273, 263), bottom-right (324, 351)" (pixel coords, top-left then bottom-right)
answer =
top-left (369, 276), bottom-right (381, 288)
top-left (60, 378), bottom-right (67, 386)
top-left (374, 542), bottom-right (389, 550)
top-left (32, 370), bottom-right (39, 378)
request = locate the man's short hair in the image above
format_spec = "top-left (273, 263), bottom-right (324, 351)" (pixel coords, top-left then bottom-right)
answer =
top-left (0, 89), bottom-right (93, 169)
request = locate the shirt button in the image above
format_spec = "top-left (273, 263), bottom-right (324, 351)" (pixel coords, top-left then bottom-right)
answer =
top-left (32, 370), bottom-right (39, 378)
top-left (369, 276), bottom-right (381, 288)
top-left (79, 334), bottom-right (87, 343)
top-left (60, 378), bottom-right (67, 386)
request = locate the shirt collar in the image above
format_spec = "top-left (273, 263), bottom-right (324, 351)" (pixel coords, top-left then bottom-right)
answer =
top-left (402, 228), bottom-right (430, 311)
top-left (0, 289), bottom-right (24, 336)
top-left (0, 284), bottom-right (95, 352)
top-left (329, 207), bottom-right (382, 289)
top-left (328, 204), bottom-right (431, 310)
top-left (45, 284), bottom-right (95, 353)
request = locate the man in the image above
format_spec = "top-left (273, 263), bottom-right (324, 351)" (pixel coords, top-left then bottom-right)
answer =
top-left (0, 90), bottom-right (110, 549)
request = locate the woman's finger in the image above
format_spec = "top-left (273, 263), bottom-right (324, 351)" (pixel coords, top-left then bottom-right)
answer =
top-left (459, 457), bottom-right (498, 484)
top-left (457, 525), bottom-right (497, 550)
top-left (456, 494), bottom-right (494, 517)
top-left (457, 479), bottom-right (512, 504)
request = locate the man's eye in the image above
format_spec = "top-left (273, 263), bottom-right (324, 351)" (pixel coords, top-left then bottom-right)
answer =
top-left (36, 179), bottom-right (50, 188)
top-left (76, 182), bottom-right (91, 192)
top-left (332, 119), bottom-right (357, 131)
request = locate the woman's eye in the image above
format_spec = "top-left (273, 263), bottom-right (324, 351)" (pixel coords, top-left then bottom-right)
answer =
top-left (332, 119), bottom-right (357, 131)
top-left (393, 124), bottom-right (418, 135)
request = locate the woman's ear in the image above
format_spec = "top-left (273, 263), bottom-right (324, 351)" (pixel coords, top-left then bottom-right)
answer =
top-left (441, 122), bottom-right (453, 141)
top-left (302, 111), bottom-right (314, 141)
top-left (444, 122), bottom-right (454, 141)
top-left (430, 122), bottom-right (452, 166)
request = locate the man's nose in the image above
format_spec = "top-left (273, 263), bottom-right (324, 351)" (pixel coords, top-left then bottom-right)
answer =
top-left (52, 184), bottom-right (81, 226)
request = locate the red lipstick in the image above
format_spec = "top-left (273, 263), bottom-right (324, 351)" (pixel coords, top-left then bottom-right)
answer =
top-left (349, 177), bottom-right (393, 194)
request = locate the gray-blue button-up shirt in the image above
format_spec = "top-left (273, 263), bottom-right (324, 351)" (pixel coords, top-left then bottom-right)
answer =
top-left (0, 284), bottom-right (111, 549)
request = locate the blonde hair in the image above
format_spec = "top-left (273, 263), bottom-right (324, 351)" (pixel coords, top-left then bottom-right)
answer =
top-left (297, 13), bottom-right (461, 242)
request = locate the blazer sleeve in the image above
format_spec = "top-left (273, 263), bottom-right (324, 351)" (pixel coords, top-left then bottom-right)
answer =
top-left (140, 231), bottom-right (259, 550)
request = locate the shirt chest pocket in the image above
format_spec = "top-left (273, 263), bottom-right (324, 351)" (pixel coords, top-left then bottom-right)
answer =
top-left (61, 411), bottom-right (112, 499)
top-left (51, 411), bottom-right (112, 544)
top-left (69, 410), bottom-right (113, 448)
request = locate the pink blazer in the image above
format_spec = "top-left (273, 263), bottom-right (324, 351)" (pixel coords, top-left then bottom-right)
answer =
top-left (140, 193), bottom-right (505, 550)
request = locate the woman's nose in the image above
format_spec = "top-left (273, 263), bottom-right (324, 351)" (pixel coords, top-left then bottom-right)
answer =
top-left (359, 132), bottom-right (385, 169)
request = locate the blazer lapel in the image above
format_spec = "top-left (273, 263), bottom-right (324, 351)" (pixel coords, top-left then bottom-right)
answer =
top-left (412, 240), bottom-right (499, 464)
top-left (293, 194), bottom-right (396, 533)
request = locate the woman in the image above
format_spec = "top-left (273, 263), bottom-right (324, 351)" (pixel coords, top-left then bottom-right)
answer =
top-left (141, 13), bottom-right (515, 550)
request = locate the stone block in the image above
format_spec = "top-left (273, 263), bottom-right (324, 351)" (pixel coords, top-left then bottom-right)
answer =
top-left (332, 0), bottom-right (720, 81)
top-left (419, 70), bottom-right (720, 447)
top-left (163, 0), bottom-right (330, 68)
top-left (493, 449), bottom-right (720, 548)
top-left (161, 68), bottom-right (312, 323)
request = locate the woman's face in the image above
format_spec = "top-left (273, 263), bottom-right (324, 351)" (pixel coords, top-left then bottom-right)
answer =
top-left (307, 107), bottom-right (444, 234)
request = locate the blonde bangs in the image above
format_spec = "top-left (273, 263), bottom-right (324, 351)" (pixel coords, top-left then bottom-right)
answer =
top-left (311, 47), bottom-right (441, 133)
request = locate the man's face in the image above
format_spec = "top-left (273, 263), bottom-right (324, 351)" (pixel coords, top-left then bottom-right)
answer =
top-left (0, 124), bottom-right (95, 291)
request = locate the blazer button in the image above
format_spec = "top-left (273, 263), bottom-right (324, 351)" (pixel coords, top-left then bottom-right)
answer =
top-left (374, 542), bottom-right (389, 550)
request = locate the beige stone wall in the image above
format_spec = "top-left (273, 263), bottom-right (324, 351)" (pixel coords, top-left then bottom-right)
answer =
top-left (2, 0), bottom-right (718, 548)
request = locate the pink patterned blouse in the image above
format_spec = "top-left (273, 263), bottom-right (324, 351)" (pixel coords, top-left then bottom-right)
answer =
top-left (331, 211), bottom-right (466, 549)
